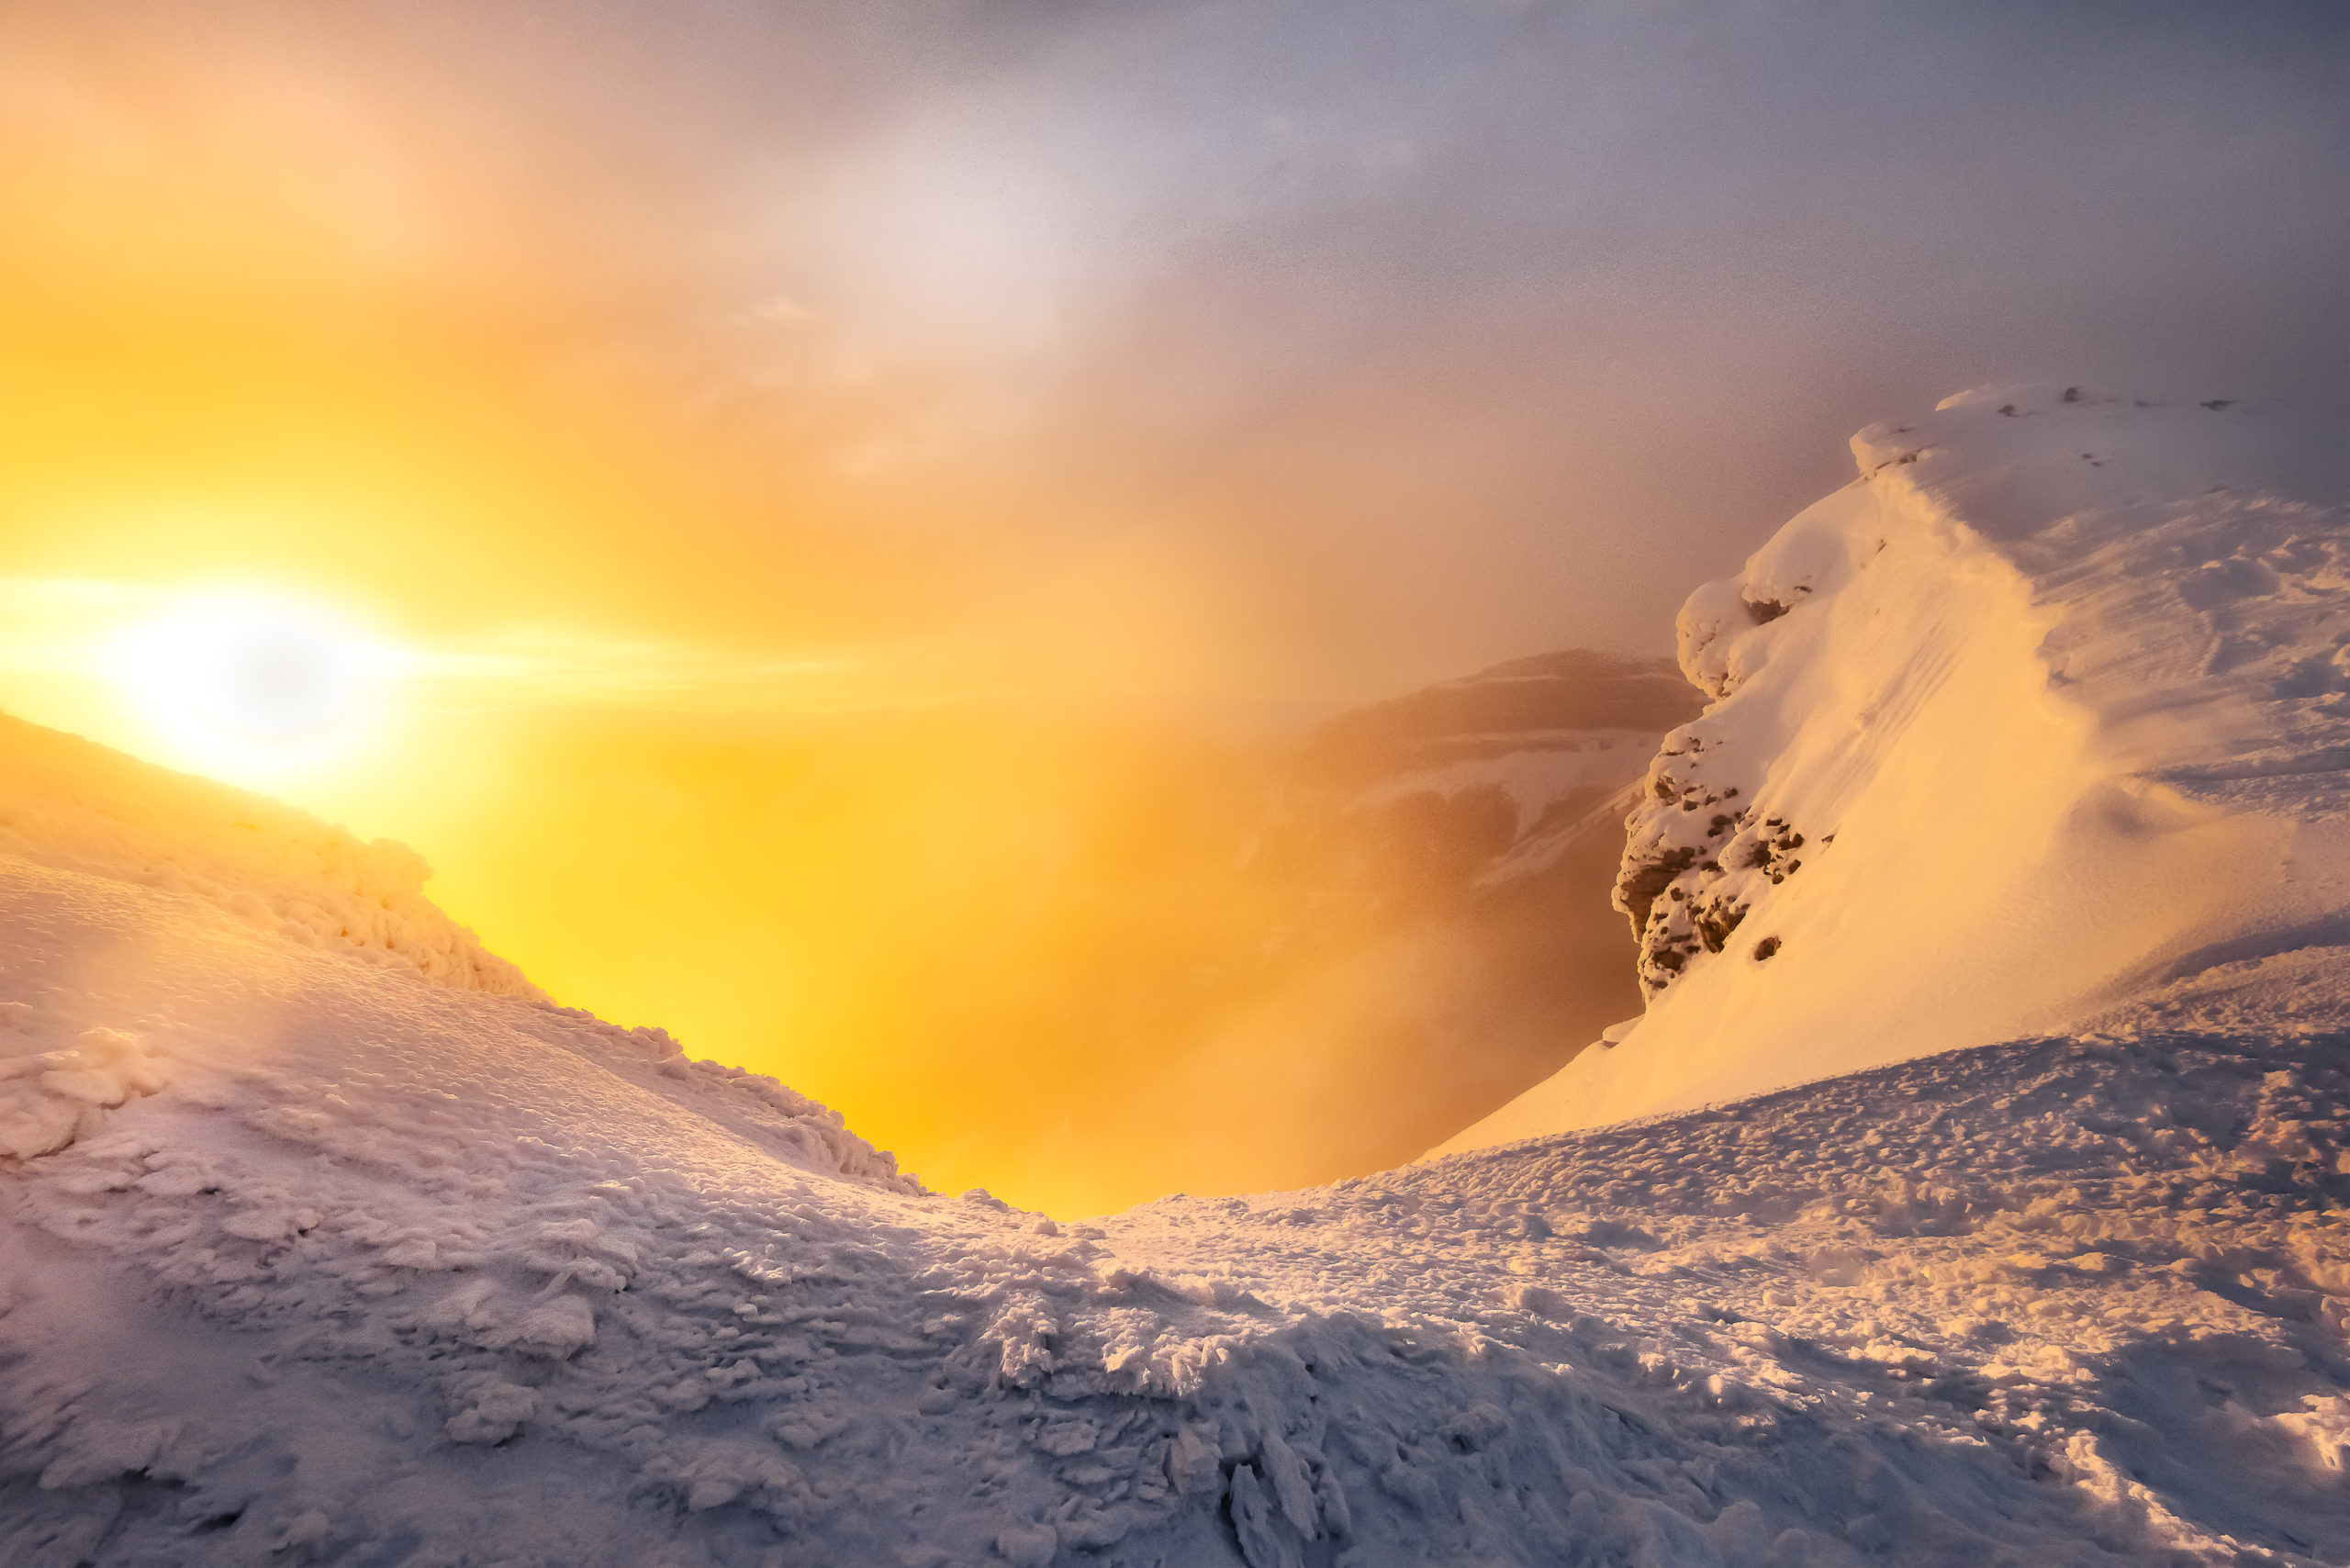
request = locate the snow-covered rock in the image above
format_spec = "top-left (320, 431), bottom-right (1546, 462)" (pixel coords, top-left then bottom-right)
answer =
top-left (1446, 386), bottom-right (2350, 1152)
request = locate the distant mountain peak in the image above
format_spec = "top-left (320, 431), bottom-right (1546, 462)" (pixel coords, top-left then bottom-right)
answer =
top-left (1298, 648), bottom-right (1699, 788)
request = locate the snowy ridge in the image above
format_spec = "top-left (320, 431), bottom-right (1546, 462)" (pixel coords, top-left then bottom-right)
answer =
top-left (9, 393), bottom-right (2350, 1564)
top-left (1296, 651), bottom-right (1695, 785)
top-left (1125, 648), bottom-right (1693, 1183)
top-left (1447, 386), bottom-right (2350, 1152)
top-left (9, 831), bottom-right (2350, 1563)
top-left (0, 718), bottom-right (912, 1186)
top-left (0, 714), bottom-right (536, 999)
top-left (1475, 776), bottom-right (1653, 891)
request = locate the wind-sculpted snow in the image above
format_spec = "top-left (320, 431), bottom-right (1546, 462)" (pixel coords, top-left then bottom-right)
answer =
top-left (0, 715), bottom-right (536, 997)
top-left (1450, 386), bottom-right (2350, 1151)
top-left (0, 1016), bottom-right (165, 1161)
top-left (10, 845), bottom-right (2350, 1563)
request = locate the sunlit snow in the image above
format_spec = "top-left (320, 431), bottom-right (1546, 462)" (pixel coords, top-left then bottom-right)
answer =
top-left (5, 389), bottom-right (2348, 1566)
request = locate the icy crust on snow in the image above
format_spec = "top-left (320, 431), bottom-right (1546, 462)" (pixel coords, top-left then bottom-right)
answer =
top-left (12, 855), bottom-right (2350, 1565)
top-left (0, 714), bottom-right (536, 998)
top-left (1449, 387), bottom-right (2350, 1150)
top-left (0, 1013), bottom-right (166, 1162)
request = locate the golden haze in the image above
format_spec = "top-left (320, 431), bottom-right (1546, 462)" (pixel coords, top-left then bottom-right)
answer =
top-left (0, 9), bottom-right (1637, 1214)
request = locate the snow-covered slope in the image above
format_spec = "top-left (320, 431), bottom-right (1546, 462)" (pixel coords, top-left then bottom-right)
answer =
top-left (8, 727), bottom-right (2350, 1568)
top-left (10, 790), bottom-right (2350, 1564)
top-left (1447, 387), bottom-right (2350, 1152)
top-left (10, 387), bottom-right (2350, 1566)
top-left (0, 715), bottom-right (536, 1002)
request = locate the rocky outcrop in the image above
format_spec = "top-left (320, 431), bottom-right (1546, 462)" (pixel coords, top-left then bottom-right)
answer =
top-left (1616, 738), bottom-right (1819, 991)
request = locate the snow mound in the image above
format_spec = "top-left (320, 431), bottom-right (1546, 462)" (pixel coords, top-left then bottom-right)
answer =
top-left (0, 1017), bottom-right (163, 1159)
top-left (0, 713), bottom-right (537, 996)
top-left (1447, 386), bottom-right (2350, 1151)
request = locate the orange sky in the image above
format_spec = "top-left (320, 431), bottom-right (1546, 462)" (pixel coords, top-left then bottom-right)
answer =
top-left (0, 5), bottom-right (1316, 1213)
top-left (4, 0), bottom-right (2342, 1212)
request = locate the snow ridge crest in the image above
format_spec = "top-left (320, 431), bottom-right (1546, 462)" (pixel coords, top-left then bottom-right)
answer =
top-left (0, 713), bottom-right (537, 997)
top-left (1449, 384), bottom-right (2350, 1152)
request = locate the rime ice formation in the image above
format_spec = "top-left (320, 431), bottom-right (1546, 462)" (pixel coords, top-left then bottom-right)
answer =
top-left (0, 715), bottom-right (536, 999)
top-left (1446, 386), bottom-right (2350, 1153)
top-left (9, 391), bottom-right (2350, 1566)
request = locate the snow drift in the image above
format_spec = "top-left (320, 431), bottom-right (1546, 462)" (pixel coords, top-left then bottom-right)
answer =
top-left (1448, 386), bottom-right (2350, 1152)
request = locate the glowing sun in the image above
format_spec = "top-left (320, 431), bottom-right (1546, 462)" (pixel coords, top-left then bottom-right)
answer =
top-left (109, 590), bottom-right (386, 782)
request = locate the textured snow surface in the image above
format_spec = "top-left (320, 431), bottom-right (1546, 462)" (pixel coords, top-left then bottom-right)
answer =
top-left (9, 847), bottom-right (2350, 1564)
top-left (1450, 387), bottom-right (2350, 1152)
top-left (0, 716), bottom-right (535, 999)
top-left (8, 390), bottom-right (2350, 1565)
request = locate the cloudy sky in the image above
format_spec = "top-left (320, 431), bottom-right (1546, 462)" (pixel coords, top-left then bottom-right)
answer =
top-left (6, 0), bottom-right (2343, 706)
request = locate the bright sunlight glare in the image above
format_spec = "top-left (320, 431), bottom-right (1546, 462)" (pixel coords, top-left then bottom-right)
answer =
top-left (107, 590), bottom-right (391, 787)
